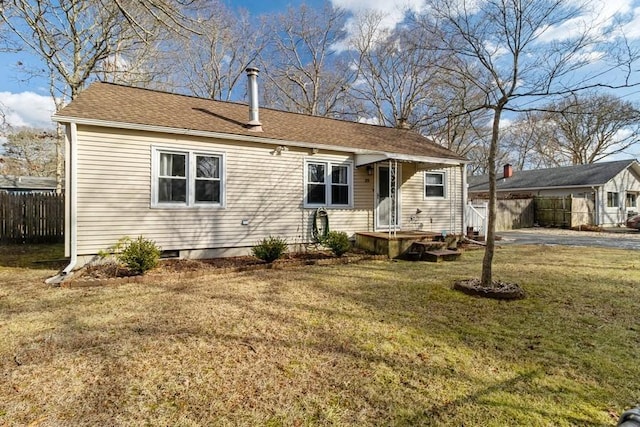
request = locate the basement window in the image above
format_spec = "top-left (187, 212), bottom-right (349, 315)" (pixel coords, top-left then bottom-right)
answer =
top-left (607, 192), bottom-right (619, 208)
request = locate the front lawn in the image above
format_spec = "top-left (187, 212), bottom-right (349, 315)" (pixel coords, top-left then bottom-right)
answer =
top-left (1, 245), bottom-right (639, 425)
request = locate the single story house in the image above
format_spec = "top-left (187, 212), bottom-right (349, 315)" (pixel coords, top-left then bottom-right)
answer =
top-left (0, 175), bottom-right (57, 193)
top-left (468, 160), bottom-right (640, 226)
top-left (51, 69), bottom-right (468, 273)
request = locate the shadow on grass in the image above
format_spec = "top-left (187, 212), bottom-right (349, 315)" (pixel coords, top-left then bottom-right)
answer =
top-left (0, 243), bottom-right (67, 269)
top-left (4, 249), bottom-right (636, 425)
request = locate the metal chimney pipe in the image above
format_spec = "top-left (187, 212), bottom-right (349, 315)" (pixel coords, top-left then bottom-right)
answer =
top-left (245, 67), bottom-right (262, 132)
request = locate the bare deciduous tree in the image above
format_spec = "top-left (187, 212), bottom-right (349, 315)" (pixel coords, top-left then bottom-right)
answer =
top-left (500, 112), bottom-right (558, 170)
top-left (112, 0), bottom-right (200, 37)
top-left (0, 0), bottom-right (169, 101)
top-left (349, 11), bottom-right (448, 129)
top-left (424, 0), bottom-right (640, 287)
top-left (260, 2), bottom-right (355, 117)
top-left (541, 93), bottom-right (640, 165)
top-left (174, 2), bottom-right (267, 101)
top-left (423, 73), bottom-right (493, 160)
top-left (1, 0), bottom-right (188, 191)
top-left (2, 128), bottom-right (57, 177)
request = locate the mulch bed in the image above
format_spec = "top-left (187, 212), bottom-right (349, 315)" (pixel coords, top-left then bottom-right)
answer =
top-left (64, 251), bottom-right (387, 288)
top-left (453, 278), bottom-right (526, 300)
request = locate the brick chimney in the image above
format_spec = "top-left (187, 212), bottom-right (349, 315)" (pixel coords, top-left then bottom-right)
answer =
top-left (503, 164), bottom-right (513, 178)
top-left (245, 67), bottom-right (262, 132)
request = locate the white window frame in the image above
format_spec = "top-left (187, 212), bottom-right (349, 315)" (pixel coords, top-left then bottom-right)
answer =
top-left (607, 191), bottom-right (619, 208)
top-left (424, 171), bottom-right (447, 199)
top-left (151, 146), bottom-right (226, 208)
top-left (626, 192), bottom-right (637, 209)
top-left (304, 159), bottom-right (353, 208)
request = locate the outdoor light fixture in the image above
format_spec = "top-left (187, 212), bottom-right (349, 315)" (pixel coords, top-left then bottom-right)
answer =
top-left (366, 165), bottom-right (373, 175)
top-left (273, 145), bottom-right (288, 155)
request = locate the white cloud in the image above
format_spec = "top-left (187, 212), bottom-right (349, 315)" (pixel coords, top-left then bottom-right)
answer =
top-left (498, 117), bottom-right (513, 129)
top-left (620, 6), bottom-right (640, 39)
top-left (0, 91), bottom-right (55, 129)
top-left (358, 116), bottom-right (379, 125)
top-left (331, 0), bottom-right (425, 16)
top-left (536, 0), bottom-right (636, 43)
top-left (331, 0), bottom-right (427, 47)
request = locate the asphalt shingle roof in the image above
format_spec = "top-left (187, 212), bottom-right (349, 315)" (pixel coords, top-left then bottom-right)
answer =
top-left (54, 82), bottom-right (465, 162)
top-left (468, 160), bottom-right (639, 192)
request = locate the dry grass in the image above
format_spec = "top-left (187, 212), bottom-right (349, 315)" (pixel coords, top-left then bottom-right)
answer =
top-left (1, 245), bottom-right (639, 426)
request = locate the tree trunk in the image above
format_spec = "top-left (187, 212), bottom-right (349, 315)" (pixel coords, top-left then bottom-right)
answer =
top-left (481, 105), bottom-right (503, 287)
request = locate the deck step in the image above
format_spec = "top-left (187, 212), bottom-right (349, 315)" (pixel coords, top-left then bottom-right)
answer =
top-left (411, 241), bottom-right (446, 250)
top-left (402, 241), bottom-right (461, 262)
top-left (423, 249), bottom-right (461, 262)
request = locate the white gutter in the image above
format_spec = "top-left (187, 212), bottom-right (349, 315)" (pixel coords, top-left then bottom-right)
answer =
top-left (355, 153), bottom-right (466, 167)
top-left (461, 164), bottom-right (467, 234)
top-left (46, 122), bottom-right (78, 285)
top-left (469, 184), bottom-right (601, 193)
top-left (52, 115), bottom-right (467, 166)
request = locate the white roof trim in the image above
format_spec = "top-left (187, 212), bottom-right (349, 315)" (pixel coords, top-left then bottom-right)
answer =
top-left (355, 153), bottom-right (465, 167)
top-left (469, 184), bottom-right (600, 193)
top-left (53, 115), bottom-right (466, 165)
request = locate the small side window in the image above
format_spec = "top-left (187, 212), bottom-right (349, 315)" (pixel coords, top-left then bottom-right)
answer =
top-left (425, 172), bottom-right (446, 199)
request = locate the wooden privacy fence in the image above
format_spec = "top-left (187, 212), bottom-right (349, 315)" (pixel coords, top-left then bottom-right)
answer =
top-left (0, 193), bottom-right (64, 244)
top-left (467, 199), bottom-right (535, 233)
top-left (496, 199), bottom-right (535, 230)
top-left (534, 196), bottom-right (594, 228)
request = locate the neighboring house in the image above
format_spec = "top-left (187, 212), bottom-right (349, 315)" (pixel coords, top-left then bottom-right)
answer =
top-left (0, 175), bottom-right (57, 193)
top-left (52, 70), bottom-right (467, 270)
top-left (468, 160), bottom-right (640, 226)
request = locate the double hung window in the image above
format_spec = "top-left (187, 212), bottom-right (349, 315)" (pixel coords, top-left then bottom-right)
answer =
top-left (153, 147), bottom-right (224, 207)
top-left (305, 160), bottom-right (352, 207)
top-left (425, 171), bottom-right (446, 199)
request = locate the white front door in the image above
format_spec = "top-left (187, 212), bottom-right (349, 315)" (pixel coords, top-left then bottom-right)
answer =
top-left (375, 163), bottom-right (401, 230)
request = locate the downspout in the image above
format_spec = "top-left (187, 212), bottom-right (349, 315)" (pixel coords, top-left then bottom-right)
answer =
top-left (449, 167), bottom-right (454, 233)
top-left (591, 186), bottom-right (599, 226)
top-left (46, 122), bottom-right (78, 284)
top-left (461, 163), bottom-right (467, 235)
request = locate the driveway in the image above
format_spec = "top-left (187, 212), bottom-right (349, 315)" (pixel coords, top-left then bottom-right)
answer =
top-left (497, 228), bottom-right (640, 250)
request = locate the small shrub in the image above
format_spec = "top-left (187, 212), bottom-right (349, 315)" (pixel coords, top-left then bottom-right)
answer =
top-left (252, 236), bottom-right (288, 263)
top-left (323, 231), bottom-right (351, 257)
top-left (100, 236), bottom-right (161, 274)
top-left (119, 236), bottom-right (162, 274)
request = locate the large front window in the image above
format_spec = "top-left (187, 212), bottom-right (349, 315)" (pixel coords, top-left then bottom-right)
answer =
top-left (607, 192), bottom-right (619, 208)
top-left (305, 160), bottom-right (352, 207)
top-left (153, 148), bottom-right (224, 207)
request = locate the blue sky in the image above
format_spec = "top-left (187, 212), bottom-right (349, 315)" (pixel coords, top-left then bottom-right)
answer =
top-left (1, 0), bottom-right (640, 142)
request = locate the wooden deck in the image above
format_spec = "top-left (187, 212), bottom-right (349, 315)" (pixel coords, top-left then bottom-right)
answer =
top-left (355, 231), bottom-right (455, 259)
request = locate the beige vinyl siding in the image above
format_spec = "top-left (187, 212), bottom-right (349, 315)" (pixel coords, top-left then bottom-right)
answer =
top-left (399, 164), bottom-right (464, 234)
top-left (75, 126), bottom-right (373, 256)
top-left (600, 168), bottom-right (640, 226)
